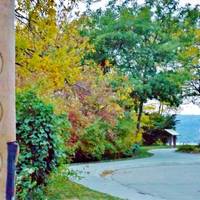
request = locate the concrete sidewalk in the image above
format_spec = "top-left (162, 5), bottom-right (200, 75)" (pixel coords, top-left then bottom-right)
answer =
top-left (70, 149), bottom-right (200, 200)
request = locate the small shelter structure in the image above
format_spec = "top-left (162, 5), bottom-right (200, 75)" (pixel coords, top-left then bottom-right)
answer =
top-left (164, 129), bottom-right (179, 147)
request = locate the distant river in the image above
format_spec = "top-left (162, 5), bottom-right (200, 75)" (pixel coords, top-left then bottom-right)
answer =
top-left (176, 115), bottom-right (200, 144)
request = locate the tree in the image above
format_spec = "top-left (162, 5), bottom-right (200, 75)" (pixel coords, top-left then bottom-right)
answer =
top-left (16, 0), bottom-right (91, 103)
top-left (15, 0), bottom-right (140, 165)
top-left (188, 64), bottom-right (200, 105)
top-left (83, 0), bottom-right (196, 132)
top-left (182, 31), bottom-right (200, 105)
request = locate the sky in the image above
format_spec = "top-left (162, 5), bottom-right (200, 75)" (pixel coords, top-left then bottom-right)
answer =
top-left (78, 0), bottom-right (200, 11)
top-left (77, 0), bottom-right (200, 115)
top-left (146, 100), bottom-right (200, 115)
top-left (179, 103), bottom-right (200, 115)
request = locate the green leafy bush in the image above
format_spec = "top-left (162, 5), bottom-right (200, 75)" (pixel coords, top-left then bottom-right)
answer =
top-left (75, 119), bottom-right (109, 161)
top-left (114, 117), bottom-right (136, 137)
top-left (74, 116), bottom-right (138, 162)
top-left (177, 145), bottom-right (200, 153)
top-left (16, 90), bottom-right (71, 199)
top-left (113, 117), bottom-right (137, 156)
top-left (150, 114), bottom-right (177, 129)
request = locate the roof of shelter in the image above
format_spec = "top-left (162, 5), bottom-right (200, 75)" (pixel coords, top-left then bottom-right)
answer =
top-left (164, 129), bottom-right (179, 136)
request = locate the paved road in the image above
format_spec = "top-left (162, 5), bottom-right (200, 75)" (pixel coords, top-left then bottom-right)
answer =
top-left (70, 149), bottom-right (200, 200)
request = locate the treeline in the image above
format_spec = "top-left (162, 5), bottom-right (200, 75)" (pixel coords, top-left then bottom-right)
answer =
top-left (15, 0), bottom-right (200, 198)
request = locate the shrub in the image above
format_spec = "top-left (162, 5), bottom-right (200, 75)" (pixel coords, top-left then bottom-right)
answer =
top-left (177, 145), bottom-right (200, 153)
top-left (150, 114), bottom-right (177, 129)
top-left (114, 117), bottom-right (136, 137)
top-left (16, 90), bottom-right (71, 199)
top-left (113, 117), bottom-right (138, 154)
top-left (75, 119), bottom-right (109, 161)
top-left (73, 115), bottom-right (139, 162)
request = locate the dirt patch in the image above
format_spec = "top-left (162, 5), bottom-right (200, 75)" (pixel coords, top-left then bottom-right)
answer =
top-left (100, 170), bottom-right (115, 177)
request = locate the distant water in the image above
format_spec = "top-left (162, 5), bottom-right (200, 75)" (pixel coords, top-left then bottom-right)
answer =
top-left (176, 115), bottom-right (200, 144)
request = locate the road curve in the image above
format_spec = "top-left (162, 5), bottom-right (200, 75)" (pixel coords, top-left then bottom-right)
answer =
top-left (69, 149), bottom-right (200, 200)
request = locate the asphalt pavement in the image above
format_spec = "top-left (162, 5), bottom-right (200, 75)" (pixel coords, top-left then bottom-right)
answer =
top-left (70, 149), bottom-right (200, 200)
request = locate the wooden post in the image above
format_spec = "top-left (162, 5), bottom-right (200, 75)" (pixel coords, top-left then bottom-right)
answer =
top-left (0, 1), bottom-right (17, 200)
top-left (173, 136), bottom-right (177, 148)
top-left (169, 136), bottom-right (172, 147)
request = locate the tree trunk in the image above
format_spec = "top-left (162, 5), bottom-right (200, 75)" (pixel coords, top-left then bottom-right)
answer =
top-left (158, 101), bottom-right (164, 115)
top-left (158, 101), bottom-right (162, 114)
top-left (136, 100), bottom-right (144, 134)
top-left (0, 1), bottom-right (17, 199)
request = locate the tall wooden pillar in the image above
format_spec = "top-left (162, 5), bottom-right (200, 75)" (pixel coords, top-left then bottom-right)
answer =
top-left (169, 136), bottom-right (172, 147)
top-left (0, 1), bottom-right (17, 199)
top-left (173, 136), bottom-right (177, 148)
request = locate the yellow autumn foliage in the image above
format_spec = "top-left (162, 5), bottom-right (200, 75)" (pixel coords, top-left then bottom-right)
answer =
top-left (16, 11), bottom-right (91, 99)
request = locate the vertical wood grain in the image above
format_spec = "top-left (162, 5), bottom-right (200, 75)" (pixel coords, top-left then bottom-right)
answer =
top-left (0, 0), bottom-right (16, 199)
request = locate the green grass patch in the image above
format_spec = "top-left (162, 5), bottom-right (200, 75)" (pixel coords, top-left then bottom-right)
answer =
top-left (141, 145), bottom-right (170, 151)
top-left (176, 145), bottom-right (200, 153)
top-left (133, 145), bottom-right (170, 159)
top-left (43, 175), bottom-right (121, 200)
top-left (105, 147), bottom-right (154, 161)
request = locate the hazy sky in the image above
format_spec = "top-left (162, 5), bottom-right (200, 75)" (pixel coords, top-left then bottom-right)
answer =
top-left (78, 0), bottom-right (200, 115)
top-left (179, 103), bottom-right (200, 115)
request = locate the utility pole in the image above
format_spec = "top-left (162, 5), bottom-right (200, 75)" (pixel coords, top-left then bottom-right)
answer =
top-left (0, 0), bottom-right (18, 200)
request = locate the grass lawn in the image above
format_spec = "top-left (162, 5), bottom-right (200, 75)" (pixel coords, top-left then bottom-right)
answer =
top-left (141, 145), bottom-right (171, 151)
top-left (133, 145), bottom-right (170, 159)
top-left (44, 174), bottom-right (121, 200)
top-left (102, 145), bottom-right (170, 162)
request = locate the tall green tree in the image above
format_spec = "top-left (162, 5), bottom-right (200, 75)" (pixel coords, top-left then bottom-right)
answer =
top-left (83, 0), bottom-right (197, 132)
top-left (181, 7), bottom-right (200, 105)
